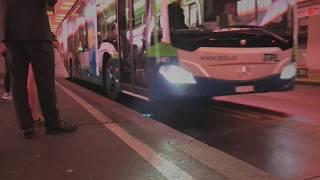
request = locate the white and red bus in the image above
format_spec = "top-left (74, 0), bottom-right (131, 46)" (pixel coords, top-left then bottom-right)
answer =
top-left (56, 0), bottom-right (297, 101)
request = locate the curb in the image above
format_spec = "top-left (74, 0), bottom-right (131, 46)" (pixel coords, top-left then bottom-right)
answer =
top-left (296, 79), bottom-right (320, 86)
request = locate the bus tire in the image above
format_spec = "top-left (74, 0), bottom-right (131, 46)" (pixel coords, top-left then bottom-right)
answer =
top-left (103, 58), bottom-right (121, 100)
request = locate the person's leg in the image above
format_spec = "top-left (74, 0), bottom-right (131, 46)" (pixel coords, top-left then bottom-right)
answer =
top-left (27, 64), bottom-right (44, 121)
top-left (6, 41), bottom-right (34, 130)
top-left (27, 41), bottom-right (59, 124)
top-left (28, 41), bottom-right (77, 133)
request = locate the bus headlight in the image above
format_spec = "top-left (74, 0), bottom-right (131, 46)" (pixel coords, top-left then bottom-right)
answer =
top-left (159, 65), bottom-right (196, 84)
top-left (280, 63), bottom-right (296, 80)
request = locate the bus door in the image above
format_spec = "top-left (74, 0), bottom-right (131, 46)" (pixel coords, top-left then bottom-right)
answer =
top-left (118, 0), bottom-right (149, 91)
top-left (118, 0), bottom-right (133, 86)
top-left (132, 0), bottom-right (149, 89)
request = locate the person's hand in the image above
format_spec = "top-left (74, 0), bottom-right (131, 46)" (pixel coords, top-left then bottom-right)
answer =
top-left (0, 42), bottom-right (6, 55)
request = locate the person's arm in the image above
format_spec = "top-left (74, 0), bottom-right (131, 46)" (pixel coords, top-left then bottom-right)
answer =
top-left (0, 0), bottom-right (7, 54)
top-left (0, 0), bottom-right (7, 41)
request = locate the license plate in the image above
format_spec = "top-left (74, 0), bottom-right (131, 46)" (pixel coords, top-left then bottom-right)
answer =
top-left (235, 86), bottom-right (255, 93)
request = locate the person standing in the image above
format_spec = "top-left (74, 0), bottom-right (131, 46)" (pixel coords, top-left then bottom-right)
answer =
top-left (168, 0), bottom-right (188, 29)
top-left (217, 2), bottom-right (238, 28)
top-left (0, 0), bottom-right (78, 139)
top-left (52, 34), bottom-right (69, 79)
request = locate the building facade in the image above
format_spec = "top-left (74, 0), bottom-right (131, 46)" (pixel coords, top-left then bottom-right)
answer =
top-left (297, 0), bottom-right (320, 78)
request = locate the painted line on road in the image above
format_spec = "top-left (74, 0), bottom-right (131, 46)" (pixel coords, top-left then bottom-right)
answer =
top-left (121, 90), bottom-right (150, 101)
top-left (56, 82), bottom-right (194, 180)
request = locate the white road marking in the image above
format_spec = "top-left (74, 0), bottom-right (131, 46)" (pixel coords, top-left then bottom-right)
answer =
top-left (56, 82), bottom-right (194, 180)
top-left (121, 90), bottom-right (150, 101)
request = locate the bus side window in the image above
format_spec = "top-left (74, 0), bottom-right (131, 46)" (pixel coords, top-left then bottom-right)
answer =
top-left (96, 2), bottom-right (117, 50)
top-left (217, 2), bottom-right (237, 28)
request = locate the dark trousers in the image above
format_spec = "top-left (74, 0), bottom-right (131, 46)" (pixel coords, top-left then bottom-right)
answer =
top-left (4, 57), bottom-right (10, 93)
top-left (6, 41), bottom-right (59, 130)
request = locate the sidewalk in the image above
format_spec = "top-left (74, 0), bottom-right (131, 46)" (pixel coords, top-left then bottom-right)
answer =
top-left (215, 84), bottom-right (320, 126)
top-left (0, 79), bottom-right (273, 180)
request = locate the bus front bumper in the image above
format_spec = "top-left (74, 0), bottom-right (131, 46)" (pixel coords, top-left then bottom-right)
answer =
top-left (150, 74), bottom-right (295, 100)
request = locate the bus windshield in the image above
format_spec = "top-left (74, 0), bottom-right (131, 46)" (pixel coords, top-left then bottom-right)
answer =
top-left (168, 0), bottom-right (294, 50)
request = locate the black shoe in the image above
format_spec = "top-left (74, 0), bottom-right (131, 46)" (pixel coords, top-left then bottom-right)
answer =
top-left (23, 128), bottom-right (36, 139)
top-left (45, 120), bottom-right (78, 134)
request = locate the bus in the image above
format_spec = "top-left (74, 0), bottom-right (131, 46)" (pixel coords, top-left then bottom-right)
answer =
top-left (56, 0), bottom-right (297, 101)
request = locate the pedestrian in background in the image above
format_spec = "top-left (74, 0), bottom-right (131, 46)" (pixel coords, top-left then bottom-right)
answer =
top-left (168, 0), bottom-right (188, 29)
top-left (0, 0), bottom-right (77, 139)
top-left (2, 54), bottom-right (12, 100)
top-left (52, 34), bottom-right (69, 79)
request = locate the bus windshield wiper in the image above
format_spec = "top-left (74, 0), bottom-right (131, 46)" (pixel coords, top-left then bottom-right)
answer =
top-left (225, 25), bottom-right (288, 44)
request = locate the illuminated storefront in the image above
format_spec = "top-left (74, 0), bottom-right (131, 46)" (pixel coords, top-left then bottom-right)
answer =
top-left (297, 0), bottom-right (320, 78)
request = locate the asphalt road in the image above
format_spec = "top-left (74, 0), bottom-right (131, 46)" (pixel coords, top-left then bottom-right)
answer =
top-left (72, 80), bottom-right (320, 180)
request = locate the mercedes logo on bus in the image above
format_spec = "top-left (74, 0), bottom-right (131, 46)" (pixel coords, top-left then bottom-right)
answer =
top-left (239, 66), bottom-right (251, 78)
top-left (240, 39), bottom-right (247, 46)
